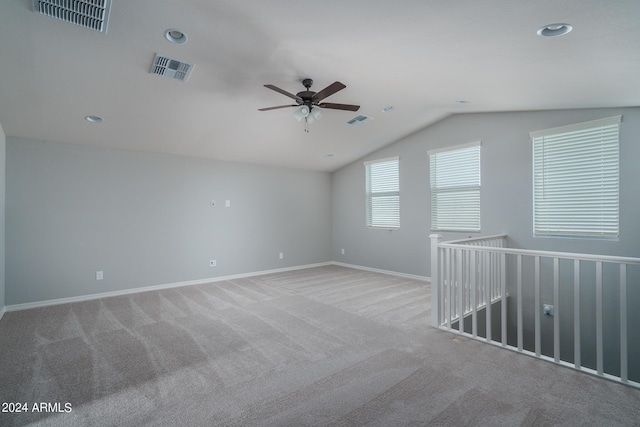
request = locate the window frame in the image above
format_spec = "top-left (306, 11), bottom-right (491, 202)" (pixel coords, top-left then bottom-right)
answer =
top-left (364, 156), bottom-right (400, 230)
top-left (530, 115), bottom-right (621, 239)
top-left (428, 141), bottom-right (481, 232)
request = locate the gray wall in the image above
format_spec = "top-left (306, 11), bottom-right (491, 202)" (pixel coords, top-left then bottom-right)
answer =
top-left (332, 107), bottom-right (640, 381)
top-left (0, 124), bottom-right (5, 313)
top-left (6, 138), bottom-right (332, 305)
top-left (5, 108), bottom-right (640, 308)
top-left (332, 107), bottom-right (640, 277)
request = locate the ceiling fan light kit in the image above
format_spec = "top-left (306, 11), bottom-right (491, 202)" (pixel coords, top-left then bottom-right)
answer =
top-left (292, 105), bottom-right (310, 122)
top-left (259, 78), bottom-right (360, 132)
top-left (310, 106), bottom-right (323, 120)
top-left (305, 107), bottom-right (324, 127)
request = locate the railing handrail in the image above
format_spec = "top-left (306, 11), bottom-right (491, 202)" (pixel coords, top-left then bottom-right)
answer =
top-left (442, 234), bottom-right (508, 245)
top-left (439, 241), bottom-right (640, 265)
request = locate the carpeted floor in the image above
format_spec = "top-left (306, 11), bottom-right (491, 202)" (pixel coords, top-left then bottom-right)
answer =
top-left (1, 265), bottom-right (639, 426)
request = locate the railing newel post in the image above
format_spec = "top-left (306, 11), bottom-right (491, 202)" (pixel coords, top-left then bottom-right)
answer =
top-left (430, 234), bottom-right (442, 328)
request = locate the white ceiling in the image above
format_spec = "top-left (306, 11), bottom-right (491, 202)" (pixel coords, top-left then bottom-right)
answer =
top-left (1, 1), bottom-right (639, 172)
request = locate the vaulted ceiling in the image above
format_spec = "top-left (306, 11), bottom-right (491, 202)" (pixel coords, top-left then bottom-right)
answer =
top-left (1, 1), bottom-right (639, 171)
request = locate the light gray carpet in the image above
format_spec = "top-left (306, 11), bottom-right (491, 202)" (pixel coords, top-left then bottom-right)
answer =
top-left (1, 265), bottom-right (639, 426)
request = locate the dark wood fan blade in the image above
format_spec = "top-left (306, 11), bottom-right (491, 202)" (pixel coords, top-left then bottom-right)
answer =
top-left (264, 84), bottom-right (302, 101)
top-left (258, 104), bottom-right (297, 111)
top-left (312, 81), bottom-right (346, 102)
top-left (318, 102), bottom-right (360, 112)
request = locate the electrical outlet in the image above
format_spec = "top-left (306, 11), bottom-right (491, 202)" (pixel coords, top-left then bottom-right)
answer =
top-left (225, 200), bottom-right (231, 208)
top-left (211, 200), bottom-right (216, 208)
top-left (210, 260), bottom-right (217, 267)
top-left (96, 271), bottom-right (104, 280)
top-left (279, 252), bottom-right (284, 260)
top-left (341, 248), bottom-right (345, 255)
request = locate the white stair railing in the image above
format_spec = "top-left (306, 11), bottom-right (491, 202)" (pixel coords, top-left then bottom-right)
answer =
top-left (429, 233), bottom-right (640, 389)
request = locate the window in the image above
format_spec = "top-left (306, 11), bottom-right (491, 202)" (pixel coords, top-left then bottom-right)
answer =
top-left (531, 115), bottom-right (620, 238)
top-left (365, 157), bottom-right (399, 228)
top-left (428, 142), bottom-right (481, 231)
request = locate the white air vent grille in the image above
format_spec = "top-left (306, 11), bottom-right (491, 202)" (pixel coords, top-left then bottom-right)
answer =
top-left (347, 114), bottom-right (374, 127)
top-left (33, 0), bottom-right (112, 33)
top-left (150, 54), bottom-right (194, 82)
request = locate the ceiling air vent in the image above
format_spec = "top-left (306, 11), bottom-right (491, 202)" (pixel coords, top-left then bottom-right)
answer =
top-left (347, 114), bottom-right (374, 127)
top-left (150, 53), bottom-right (194, 82)
top-left (33, 0), bottom-right (112, 33)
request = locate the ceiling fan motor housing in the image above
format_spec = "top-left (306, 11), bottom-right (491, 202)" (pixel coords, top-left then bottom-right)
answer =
top-left (296, 91), bottom-right (316, 105)
top-left (296, 78), bottom-right (316, 105)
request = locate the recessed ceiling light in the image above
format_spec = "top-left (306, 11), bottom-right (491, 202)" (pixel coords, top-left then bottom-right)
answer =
top-left (85, 115), bottom-right (103, 123)
top-left (382, 106), bottom-right (395, 113)
top-left (537, 23), bottom-right (573, 37)
top-left (164, 29), bottom-right (188, 44)
top-left (325, 154), bottom-right (334, 158)
top-left (456, 100), bottom-right (471, 104)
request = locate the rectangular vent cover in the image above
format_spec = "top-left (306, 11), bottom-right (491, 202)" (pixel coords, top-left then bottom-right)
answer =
top-left (33, 0), bottom-right (112, 33)
top-left (347, 114), bottom-right (374, 127)
top-left (150, 54), bottom-right (194, 82)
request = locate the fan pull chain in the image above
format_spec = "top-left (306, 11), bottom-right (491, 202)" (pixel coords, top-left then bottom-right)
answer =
top-left (304, 117), bottom-right (309, 133)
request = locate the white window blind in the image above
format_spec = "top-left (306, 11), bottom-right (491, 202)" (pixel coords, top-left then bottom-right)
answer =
top-left (428, 142), bottom-right (481, 231)
top-left (365, 157), bottom-right (399, 228)
top-left (531, 115), bottom-right (620, 238)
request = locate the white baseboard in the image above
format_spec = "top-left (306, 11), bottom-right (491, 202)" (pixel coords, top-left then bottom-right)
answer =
top-left (331, 261), bottom-right (430, 282)
top-left (5, 262), bottom-right (332, 313)
top-left (3, 261), bottom-right (426, 313)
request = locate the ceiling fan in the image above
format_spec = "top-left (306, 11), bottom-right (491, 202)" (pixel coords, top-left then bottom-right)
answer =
top-left (259, 78), bottom-right (360, 132)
